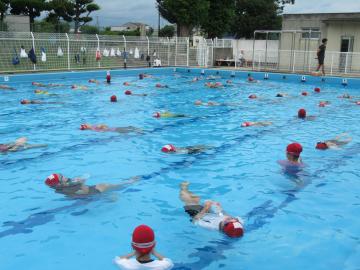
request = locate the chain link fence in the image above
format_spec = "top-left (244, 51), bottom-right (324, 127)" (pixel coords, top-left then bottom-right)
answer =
top-left (0, 31), bottom-right (359, 76)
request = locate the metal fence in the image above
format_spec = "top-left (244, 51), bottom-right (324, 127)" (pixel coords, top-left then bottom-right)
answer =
top-left (1, 31), bottom-right (359, 76)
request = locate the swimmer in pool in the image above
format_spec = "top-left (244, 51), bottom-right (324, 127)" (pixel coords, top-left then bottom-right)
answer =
top-left (161, 144), bottom-right (210, 154)
top-left (80, 124), bottom-right (143, 134)
top-left (282, 143), bottom-right (303, 165)
top-left (206, 75), bottom-right (221, 80)
top-left (34, 90), bottom-right (58, 96)
top-left (123, 82), bottom-right (131, 86)
top-left (0, 137), bottom-right (47, 153)
top-left (194, 100), bottom-right (220, 106)
top-left (71, 85), bottom-right (88, 90)
top-left (45, 173), bottom-right (138, 198)
top-left (20, 99), bottom-right (62, 105)
top-left (88, 79), bottom-right (100, 84)
top-left (116, 225), bottom-right (173, 269)
top-left (155, 83), bottom-right (169, 88)
top-left (297, 109), bottom-right (316, 120)
top-left (241, 121), bottom-right (272, 127)
top-left (179, 182), bottom-right (244, 238)
top-left (319, 101), bottom-right (330, 107)
top-left (0, 85), bottom-right (15, 90)
top-left (276, 93), bottom-right (288, 97)
top-left (247, 75), bottom-right (258, 83)
top-left (124, 90), bottom-right (147, 96)
top-left (205, 82), bottom-right (223, 88)
top-left (153, 112), bottom-right (187, 118)
top-left (32, 82), bottom-right (64, 87)
top-left (338, 93), bottom-right (352, 99)
top-left (316, 133), bottom-right (352, 150)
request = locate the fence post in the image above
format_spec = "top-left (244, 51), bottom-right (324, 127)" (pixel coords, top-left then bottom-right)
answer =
top-left (175, 36), bottom-right (178, 66)
top-left (258, 52), bottom-right (261, 71)
top-left (186, 37), bottom-right (190, 67)
top-left (330, 53), bottom-right (334, 75)
top-left (65, 33), bottom-right (70, 70)
top-left (345, 52), bottom-right (348, 74)
top-left (95, 34), bottom-right (100, 68)
top-left (211, 39), bottom-right (214, 68)
top-left (146, 36), bottom-right (150, 55)
top-left (30, 32), bottom-right (36, 70)
top-left (167, 37), bottom-right (170, 66)
top-left (292, 50), bottom-right (296, 73)
top-left (308, 51), bottom-right (312, 73)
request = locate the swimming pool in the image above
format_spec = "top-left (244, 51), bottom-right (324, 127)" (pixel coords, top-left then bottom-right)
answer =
top-left (0, 68), bottom-right (359, 270)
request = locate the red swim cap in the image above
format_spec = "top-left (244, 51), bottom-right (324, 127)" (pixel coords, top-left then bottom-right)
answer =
top-left (248, 77), bottom-right (254, 82)
top-left (153, 112), bottom-right (161, 118)
top-left (161, 144), bottom-right (176, 153)
top-left (356, 101), bottom-right (360, 105)
top-left (316, 142), bottom-right (328, 150)
top-left (20, 100), bottom-right (28, 104)
top-left (319, 102), bottom-right (326, 107)
top-left (249, 94), bottom-right (257, 99)
top-left (241, 122), bottom-right (251, 127)
top-left (223, 221), bottom-right (244, 238)
top-left (125, 90), bottom-right (132, 95)
top-left (298, 109), bottom-right (306, 119)
top-left (45, 174), bottom-right (60, 187)
top-left (314, 87), bottom-right (321, 93)
top-left (286, 143), bottom-right (303, 157)
top-left (132, 225), bottom-right (156, 255)
top-left (155, 83), bottom-right (162, 88)
top-left (110, 95), bottom-right (117, 102)
top-left (301, 91), bottom-right (308, 96)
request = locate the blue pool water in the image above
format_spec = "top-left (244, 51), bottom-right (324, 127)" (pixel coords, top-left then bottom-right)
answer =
top-left (0, 68), bottom-right (359, 270)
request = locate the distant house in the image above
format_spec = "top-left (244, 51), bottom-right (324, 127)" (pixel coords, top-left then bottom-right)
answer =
top-left (4, 15), bottom-right (30, 32)
top-left (110, 22), bottom-right (151, 32)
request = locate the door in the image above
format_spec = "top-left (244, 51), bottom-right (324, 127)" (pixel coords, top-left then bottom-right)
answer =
top-left (339, 36), bottom-right (354, 72)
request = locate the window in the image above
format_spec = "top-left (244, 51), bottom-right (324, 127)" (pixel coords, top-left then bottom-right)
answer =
top-left (301, 28), bottom-right (321, 39)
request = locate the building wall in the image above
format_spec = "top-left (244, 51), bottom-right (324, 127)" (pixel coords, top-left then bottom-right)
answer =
top-left (4, 15), bottom-right (30, 32)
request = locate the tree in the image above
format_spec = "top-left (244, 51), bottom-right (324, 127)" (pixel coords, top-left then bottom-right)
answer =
top-left (159, 25), bottom-right (175, 37)
top-left (157, 0), bottom-right (209, 37)
top-left (202, 0), bottom-right (235, 39)
top-left (47, 0), bottom-right (74, 24)
top-left (72, 0), bottom-right (100, 33)
top-left (0, 0), bottom-right (10, 21)
top-left (10, 0), bottom-right (48, 25)
top-left (232, 0), bottom-right (283, 39)
top-left (80, 24), bottom-right (99, 34)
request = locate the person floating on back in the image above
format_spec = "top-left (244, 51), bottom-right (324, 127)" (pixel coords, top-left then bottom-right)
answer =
top-left (0, 84), bottom-right (15, 90)
top-left (45, 173), bottom-right (138, 198)
top-left (316, 133), bottom-right (352, 150)
top-left (161, 144), bottom-right (210, 154)
top-left (20, 99), bottom-right (62, 105)
top-left (80, 124), bottom-right (143, 134)
top-left (153, 111), bottom-right (186, 118)
top-left (0, 137), bottom-right (47, 153)
top-left (241, 121), bottom-right (272, 127)
top-left (71, 85), bottom-right (88, 90)
top-left (114, 225), bottom-right (173, 270)
top-left (124, 90), bottom-right (147, 96)
top-left (179, 182), bottom-right (244, 238)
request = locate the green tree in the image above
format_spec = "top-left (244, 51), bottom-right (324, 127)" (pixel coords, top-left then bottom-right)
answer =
top-left (159, 25), bottom-right (175, 37)
top-left (10, 0), bottom-right (48, 25)
top-left (47, 0), bottom-right (74, 24)
top-left (0, 0), bottom-right (10, 21)
top-left (232, 0), bottom-right (283, 39)
top-left (202, 0), bottom-right (235, 39)
top-left (80, 24), bottom-right (99, 34)
top-left (72, 0), bottom-right (100, 33)
top-left (157, 0), bottom-right (209, 37)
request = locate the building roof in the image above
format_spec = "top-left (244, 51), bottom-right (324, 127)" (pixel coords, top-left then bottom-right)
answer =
top-left (284, 12), bottom-right (360, 16)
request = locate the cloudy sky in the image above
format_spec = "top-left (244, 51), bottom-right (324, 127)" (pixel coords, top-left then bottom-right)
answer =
top-left (93, 0), bottom-right (360, 27)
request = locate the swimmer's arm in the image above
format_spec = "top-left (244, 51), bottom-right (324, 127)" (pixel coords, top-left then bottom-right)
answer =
top-left (120, 251), bottom-right (136, 259)
top-left (23, 144), bottom-right (48, 150)
top-left (151, 249), bottom-right (165, 260)
top-left (193, 201), bottom-right (213, 220)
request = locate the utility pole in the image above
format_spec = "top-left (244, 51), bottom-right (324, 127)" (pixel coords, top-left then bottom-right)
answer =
top-left (158, 10), bottom-right (161, 37)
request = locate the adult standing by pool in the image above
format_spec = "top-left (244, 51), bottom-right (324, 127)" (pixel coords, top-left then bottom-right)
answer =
top-left (315, 38), bottom-right (328, 76)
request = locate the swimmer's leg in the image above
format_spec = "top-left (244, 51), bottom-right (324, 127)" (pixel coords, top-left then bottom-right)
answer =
top-left (95, 176), bottom-right (140, 193)
top-left (180, 182), bottom-right (201, 206)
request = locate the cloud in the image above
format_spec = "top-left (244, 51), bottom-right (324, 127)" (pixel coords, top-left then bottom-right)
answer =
top-left (284, 0), bottom-right (360, 13)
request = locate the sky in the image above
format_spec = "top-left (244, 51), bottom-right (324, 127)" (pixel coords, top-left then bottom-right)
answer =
top-left (92, 0), bottom-right (360, 27)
